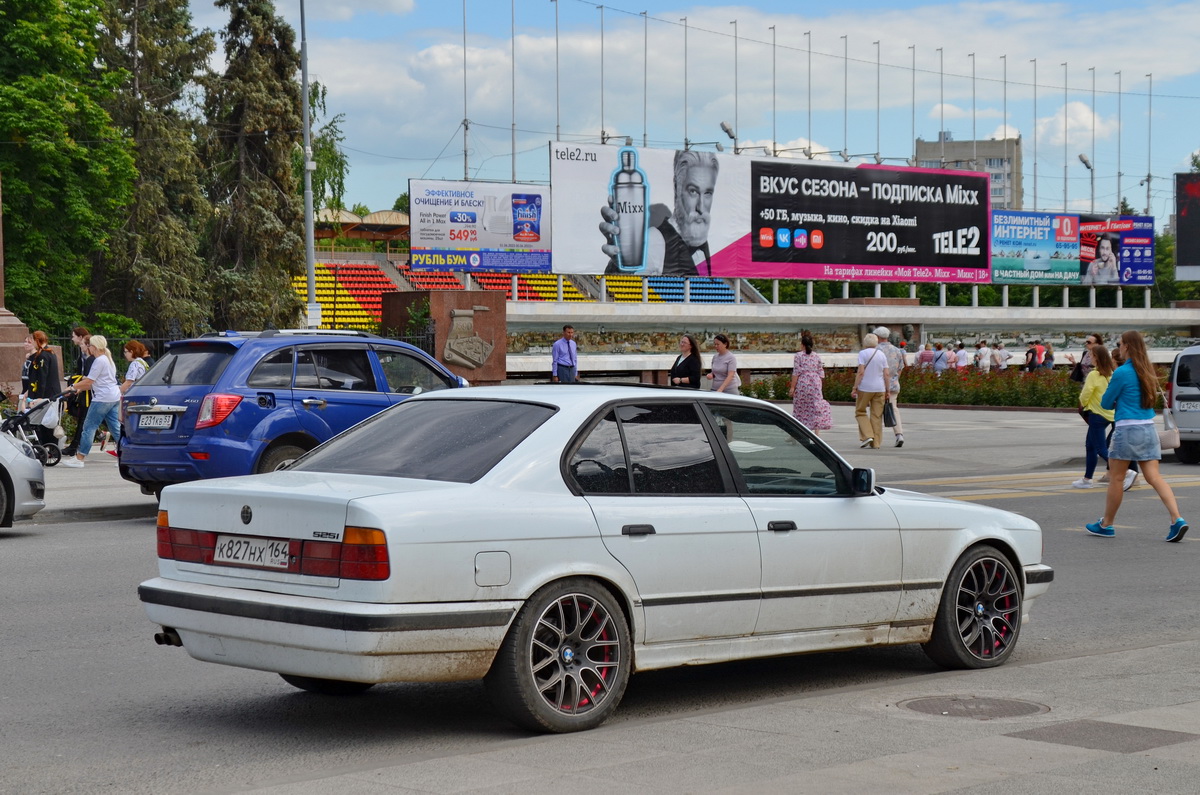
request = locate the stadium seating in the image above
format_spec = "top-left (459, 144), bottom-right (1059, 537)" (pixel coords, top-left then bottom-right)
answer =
top-left (472, 272), bottom-right (590, 301)
top-left (394, 260), bottom-right (465, 291)
top-left (291, 261), bottom-right (403, 330)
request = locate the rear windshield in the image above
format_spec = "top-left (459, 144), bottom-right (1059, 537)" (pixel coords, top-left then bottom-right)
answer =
top-left (1176, 354), bottom-right (1200, 389)
top-left (137, 345), bottom-right (236, 387)
top-left (290, 399), bottom-right (555, 483)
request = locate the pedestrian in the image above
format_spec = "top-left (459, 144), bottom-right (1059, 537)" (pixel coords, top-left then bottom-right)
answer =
top-left (1041, 342), bottom-right (1056, 369)
top-left (1023, 341), bottom-right (1038, 372)
top-left (1099, 343), bottom-right (1139, 491)
top-left (18, 331), bottom-right (61, 447)
top-left (63, 326), bottom-right (94, 457)
top-left (917, 343), bottom-right (935, 369)
top-left (59, 335), bottom-right (122, 469)
top-left (955, 343), bottom-right (970, 371)
top-left (667, 334), bottom-right (701, 388)
top-left (705, 333), bottom-right (741, 394)
top-left (932, 342), bottom-right (949, 376)
top-left (1065, 333), bottom-right (1101, 382)
top-left (851, 332), bottom-right (890, 449)
top-left (1073, 344), bottom-right (1115, 489)
top-left (1085, 330), bottom-right (1187, 541)
top-left (1035, 339), bottom-right (1046, 367)
top-left (120, 340), bottom-right (152, 395)
top-left (550, 325), bottom-right (579, 383)
top-left (975, 340), bottom-right (992, 373)
top-left (788, 330), bottom-right (833, 435)
top-left (992, 341), bottom-right (1013, 371)
top-left (874, 326), bottom-right (906, 448)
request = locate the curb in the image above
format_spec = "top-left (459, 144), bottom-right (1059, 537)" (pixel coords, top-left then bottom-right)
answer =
top-left (30, 502), bottom-right (158, 525)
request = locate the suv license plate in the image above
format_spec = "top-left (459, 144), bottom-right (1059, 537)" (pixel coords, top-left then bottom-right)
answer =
top-left (138, 413), bottom-right (175, 429)
top-left (1178, 401), bottom-right (1200, 412)
top-left (214, 535), bottom-right (291, 570)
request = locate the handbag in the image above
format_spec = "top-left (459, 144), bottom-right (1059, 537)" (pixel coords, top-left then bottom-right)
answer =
top-left (1160, 405), bottom-right (1181, 450)
top-left (1069, 361), bottom-right (1084, 383)
top-left (883, 398), bottom-right (897, 428)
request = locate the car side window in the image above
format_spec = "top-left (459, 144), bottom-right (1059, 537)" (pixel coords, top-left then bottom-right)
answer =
top-left (295, 347), bottom-right (376, 391)
top-left (617, 403), bottom-right (725, 495)
top-left (569, 411), bottom-right (630, 494)
top-left (375, 348), bottom-right (454, 395)
top-left (246, 348), bottom-right (294, 388)
top-left (704, 404), bottom-right (848, 496)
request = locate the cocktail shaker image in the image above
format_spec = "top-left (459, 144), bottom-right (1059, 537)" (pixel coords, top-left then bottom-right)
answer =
top-left (609, 147), bottom-right (649, 272)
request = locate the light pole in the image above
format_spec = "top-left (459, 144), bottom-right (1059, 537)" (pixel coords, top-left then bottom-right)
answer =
top-left (806, 31), bottom-right (812, 158)
top-left (1079, 153), bottom-right (1095, 213)
top-left (300, 0), bottom-right (318, 328)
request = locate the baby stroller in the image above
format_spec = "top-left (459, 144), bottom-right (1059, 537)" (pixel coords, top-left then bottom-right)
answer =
top-left (1, 394), bottom-right (65, 466)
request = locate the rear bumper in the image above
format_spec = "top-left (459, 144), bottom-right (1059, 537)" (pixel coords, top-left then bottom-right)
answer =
top-left (138, 578), bottom-right (518, 683)
top-left (119, 436), bottom-right (263, 486)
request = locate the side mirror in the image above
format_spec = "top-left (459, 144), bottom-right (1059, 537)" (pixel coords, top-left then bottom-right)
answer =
top-left (850, 467), bottom-right (876, 496)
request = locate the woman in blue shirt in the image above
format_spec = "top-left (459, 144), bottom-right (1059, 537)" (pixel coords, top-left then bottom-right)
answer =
top-left (1087, 330), bottom-right (1188, 542)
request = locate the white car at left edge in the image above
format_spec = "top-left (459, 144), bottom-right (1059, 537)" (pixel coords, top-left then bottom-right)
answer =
top-left (139, 384), bottom-right (1054, 733)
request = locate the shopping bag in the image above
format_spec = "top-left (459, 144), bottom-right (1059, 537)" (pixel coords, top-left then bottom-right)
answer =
top-left (883, 399), bottom-right (897, 428)
top-left (39, 399), bottom-right (61, 429)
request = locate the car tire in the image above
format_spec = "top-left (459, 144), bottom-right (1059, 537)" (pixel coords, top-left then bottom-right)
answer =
top-left (923, 545), bottom-right (1022, 670)
top-left (1174, 441), bottom-right (1200, 464)
top-left (485, 577), bottom-right (631, 733)
top-left (256, 444), bottom-right (307, 474)
top-left (279, 674), bottom-right (375, 695)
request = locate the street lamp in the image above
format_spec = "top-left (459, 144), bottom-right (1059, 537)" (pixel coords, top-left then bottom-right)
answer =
top-left (684, 139), bottom-right (725, 152)
top-left (1078, 153), bottom-right (1095, 213)
top-left (720, 120), bottom-right (737, 153)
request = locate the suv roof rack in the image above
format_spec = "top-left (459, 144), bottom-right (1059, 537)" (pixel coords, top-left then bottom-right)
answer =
top-left (259, 329), bottom-right (383, 339)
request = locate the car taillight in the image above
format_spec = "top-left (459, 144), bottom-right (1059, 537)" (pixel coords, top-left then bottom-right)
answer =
top-left (195, 393), bottom-right (243, 429)
top-left (156, 511), bottom-right (389, 581)
top-left (1166, 376), bottom-right (1174, 408)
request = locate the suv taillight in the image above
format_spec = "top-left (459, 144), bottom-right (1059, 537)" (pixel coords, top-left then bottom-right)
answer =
top-left (156, 512), bottom-right (390, 581)
top-left (195, 393), bottom-right (243, 429)
top-left (1166, 371), bottom-right (1174, 408)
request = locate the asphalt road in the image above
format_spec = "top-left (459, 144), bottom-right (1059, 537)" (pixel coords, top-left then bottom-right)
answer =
top-left (1, 406), bottom-right (1196, 793)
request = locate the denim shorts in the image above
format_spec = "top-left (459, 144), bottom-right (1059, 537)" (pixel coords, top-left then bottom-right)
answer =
top-left (1109, 423), bottom-right (1160, 461)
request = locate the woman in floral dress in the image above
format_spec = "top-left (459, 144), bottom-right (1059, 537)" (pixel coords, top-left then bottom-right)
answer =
top-left (788, 330), bottom-right (833, 434)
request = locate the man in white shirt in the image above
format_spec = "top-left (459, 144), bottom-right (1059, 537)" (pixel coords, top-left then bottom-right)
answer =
top-left (992, 342), bottom-right (1013, 370)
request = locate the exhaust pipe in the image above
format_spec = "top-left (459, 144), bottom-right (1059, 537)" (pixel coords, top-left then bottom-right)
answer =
top-left (153, 627), bottom-right (183, 647)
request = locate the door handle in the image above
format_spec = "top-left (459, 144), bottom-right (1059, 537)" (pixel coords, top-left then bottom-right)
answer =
top-left (621, 524), bottom-right (656, 536)
top-left (301, 398), bottom-right (327, 408)
top-left (767, 521), bottom-right (797, 532)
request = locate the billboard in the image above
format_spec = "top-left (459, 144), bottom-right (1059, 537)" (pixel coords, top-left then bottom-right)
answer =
top-left (408, 180), bottom-right (551, 272)
top-left (1176, 172), bottom-right (1200, 281)
top-left (549, 142), bottom-right (991, 282)
top-left (990, 211), bottom-right (1080, 284)
top-left (1079, 215), bottom-right (1155, 286)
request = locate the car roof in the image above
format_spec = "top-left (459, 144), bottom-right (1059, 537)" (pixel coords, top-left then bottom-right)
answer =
top-left (411, 383), bottom-right (767, 411)
top-left (166, 333), bottom-right (424, 354)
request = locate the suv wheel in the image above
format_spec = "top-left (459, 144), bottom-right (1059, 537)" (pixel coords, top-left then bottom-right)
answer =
top-left (1175, 441), bottom-right (1200, 465)
top-left (256, 444), bottom-right (308, 473)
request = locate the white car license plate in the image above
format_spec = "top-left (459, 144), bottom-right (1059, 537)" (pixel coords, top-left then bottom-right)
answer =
top-left (138, 413), bottom-right (175, 429)
top-left (213, 535), bottom-right (291, 570)
top-left (1178, 401), bottom-right (1200, 412)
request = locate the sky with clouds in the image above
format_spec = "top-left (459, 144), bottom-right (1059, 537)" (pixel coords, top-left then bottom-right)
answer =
top-left (189, 0), bottom-right (1200, 220)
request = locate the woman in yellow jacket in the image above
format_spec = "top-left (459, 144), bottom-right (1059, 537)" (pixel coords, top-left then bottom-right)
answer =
top-left (1073, 344), bottom-right (1116, 488)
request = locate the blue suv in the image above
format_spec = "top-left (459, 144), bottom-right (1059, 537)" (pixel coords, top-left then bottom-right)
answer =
top-left (119, 330), bottom-right (467, 497)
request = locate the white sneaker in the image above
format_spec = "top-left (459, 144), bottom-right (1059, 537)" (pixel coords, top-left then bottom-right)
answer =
top-left (1124, 470), bottom-right (1138, 491)
top-left (60, 457), bottom-right (84, 468)
top-left (1096, 473), bottom-right (1110, 483)
top-left (860, 438), bottom-right (874, 448)
top-left (1072, 478), bottom-right (1094, 489)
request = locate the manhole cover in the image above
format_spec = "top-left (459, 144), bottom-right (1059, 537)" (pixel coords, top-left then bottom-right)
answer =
top-left (899, 696), bottom-right (1049, 720)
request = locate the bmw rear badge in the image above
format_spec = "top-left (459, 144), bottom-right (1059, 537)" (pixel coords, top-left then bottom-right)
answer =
top-left (241, 505), bottom-right (252, 525)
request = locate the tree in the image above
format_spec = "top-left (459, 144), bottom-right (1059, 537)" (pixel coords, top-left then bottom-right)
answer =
top-left (95, 0), bottom-right (216, 337)
top-left (393, 192), bottom-right (409, 214)
top-left (1117, 197), bottom-right (1138, 216)
top-left (0, 0), bottom-right (136, 332)
top-left (292, 81), bottom-right (347, 212)
top-left (202, 0), bottom-right (304, 330)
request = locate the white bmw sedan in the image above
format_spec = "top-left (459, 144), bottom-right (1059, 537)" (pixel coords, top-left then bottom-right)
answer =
top-left (140, 385), bottom-right (1053, 732)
